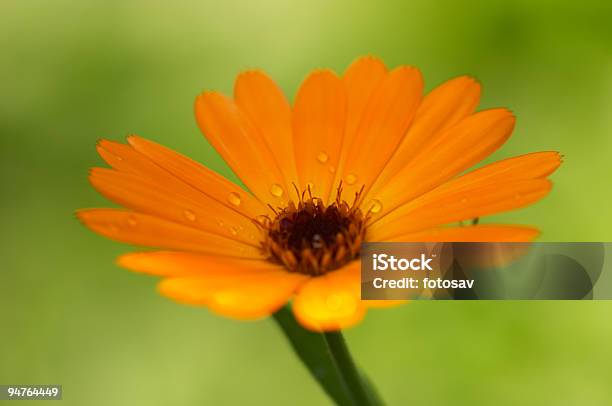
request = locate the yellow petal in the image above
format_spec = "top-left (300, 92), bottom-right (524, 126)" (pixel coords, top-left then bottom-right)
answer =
top-left (292, 261), bottom-right (366, 332)
top-left (158, 270), bottom-right (307, 320)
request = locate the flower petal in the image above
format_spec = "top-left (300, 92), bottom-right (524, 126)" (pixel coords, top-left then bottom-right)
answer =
top-left (292, 261), bottom-right (366, 332)
top-left (118, 251), bottom-right (281, 276)
top-left (430, 151), bottom-right (561, 196)
top-left (126, 136), bottom-right (266, 218)
top-left (367, 76), bottom-right (480, 198)
top-left (365, 109), bottom-right (516, 219)
top-left (292, 70), bottom-right (347, 202)
top-left (369, 179), bottom-right (552, 240)
top-left (334, 65), bottom-right (424, 201)
top-left (343, 56), bottom-right (387, 144)
top-left (77, 209), bottom-right (262, 258)
top-left (234, 70), bottom-right (298, 195)
top-left (383, 224), bottom-right (541, 242)
top-left (158, 270), bottom-right (307, 320)
top-left (89, 167), bottom-right (261, 245)
top-left (195, 92), bottom-right (287, 207)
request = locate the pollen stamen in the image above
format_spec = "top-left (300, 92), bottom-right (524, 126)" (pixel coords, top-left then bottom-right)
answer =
top-left (256, 184), bottom-right (368, 276)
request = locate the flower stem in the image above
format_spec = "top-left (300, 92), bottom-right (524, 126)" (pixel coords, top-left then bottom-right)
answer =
top-left (323, 331), bottom-right (379, 406)
top-left (273, 305), bottom-right (384, 406)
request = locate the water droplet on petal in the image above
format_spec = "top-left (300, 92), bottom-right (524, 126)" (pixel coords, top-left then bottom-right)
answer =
top-left (368, 199), bottom-right (383, 214)
top-left (217, 219), bottom-right (224, 227)
top-left (328, 166), bottom-right (336, 174)
top-left (230, 226), bottom-right (238, 236)
top-left (345, 174), bottom-right (357, 185)
top-left (227, 192), bottom-right (241, 207)
top-left (270, 183), bottom-right (284, 197)
top-left (326, 294), bottom-right (343, 311)
top-left (114, 155), bottom-right (123, 161)
top-left (127, 216), bottom-right (137, 227)
top-left (317, 151), bottom-right (329, 163)
top-left (183, 209), bottom-right (197, 221)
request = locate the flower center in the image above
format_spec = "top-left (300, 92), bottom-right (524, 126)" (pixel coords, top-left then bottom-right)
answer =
top-left (257, 184), bottom-right (367, 276)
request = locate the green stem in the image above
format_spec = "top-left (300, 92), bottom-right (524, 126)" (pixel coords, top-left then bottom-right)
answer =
top-left (273, 305), bottom-right (384, 406)
top-left (323, 332), bottom-right (375, 406)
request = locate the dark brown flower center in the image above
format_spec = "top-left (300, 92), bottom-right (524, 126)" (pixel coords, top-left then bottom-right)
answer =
top-left (257, 184), bottom-right (367, 276)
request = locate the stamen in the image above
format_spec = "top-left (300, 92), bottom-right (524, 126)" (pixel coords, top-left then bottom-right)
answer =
top-left (258, 184), bottom-right (368, 276)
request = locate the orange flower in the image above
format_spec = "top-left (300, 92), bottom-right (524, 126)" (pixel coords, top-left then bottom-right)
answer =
top-left (78, 56), bottom-right (561, 331)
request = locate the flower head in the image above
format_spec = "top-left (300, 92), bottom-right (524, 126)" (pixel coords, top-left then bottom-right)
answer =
top-left (78, 56), bottom-right (561, 331)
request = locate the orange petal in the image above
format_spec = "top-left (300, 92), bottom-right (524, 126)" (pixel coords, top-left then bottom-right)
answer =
top-left (369, 179), bottom-right (552, 240)
top-left (118, 251), bottom-right (282, 277)
top-left (367, 76), bottom-right (480, 197)
top-left (89, 167), bottom-right (260, 245)
top-left (126, 135), bottom-right (266, 218)
top-left (431, 151), bottom-right (562, 197)
top-left (343, 56), bottom-right (387, 143)
top-left (77, 209), bottom-right (262, 258)
top-left (334, 57), bottom-right (387, 200)
top-left (334, 66), bottom-right (424, 201)
top-left (158, 271), bottom-right (307, 320)
top-left (366, 109), bottom-right (516, 219)
top-left (292, 70), bottom-right (347, 202)
top-left (195, 92), bottom-right (287, 207)
top-left (383, 224), bottom-right (540, 242)
top-left (234, 71), bottom-right (298, 194)
top-left (292, 261), bottom-right (366, 332)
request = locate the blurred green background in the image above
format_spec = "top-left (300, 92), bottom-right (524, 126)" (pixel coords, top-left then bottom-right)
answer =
top-left (2, 0), bottom-right (612, 405)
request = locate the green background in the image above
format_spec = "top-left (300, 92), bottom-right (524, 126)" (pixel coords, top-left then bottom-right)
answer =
top-left (2, 1), bottom-right (612, 405)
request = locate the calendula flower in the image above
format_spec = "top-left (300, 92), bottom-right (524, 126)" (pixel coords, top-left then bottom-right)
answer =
top-left (78, 56), bottom-right (560, 331)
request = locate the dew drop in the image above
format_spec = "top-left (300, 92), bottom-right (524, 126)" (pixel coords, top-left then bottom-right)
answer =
top-left (312, 234), bottom-right (323, 249)
top-left (270, 183), bottom-right (284, 197)
top-left (227, 192), bottom-right (241, 207)
top-left (230, 226), bottom-right (238, 236)
top-left (126, 216), bottom-right (137, 227)
top-left (328, 166), bottom-right (336, 174)
top-left (326, 294), bottom-right (343, 311)
top-left (183, 209), bottom-right (197, 221)
top-left (345, 174), bottom-right (357, 185)
top-left (368, 199), bottom-right (383, 214)
top-left (217, 219), bottom-right (224, 227)
top-left (317, 151), bottom-right (329, 163)
top-left (114, 155), bottom-right (123, 161)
